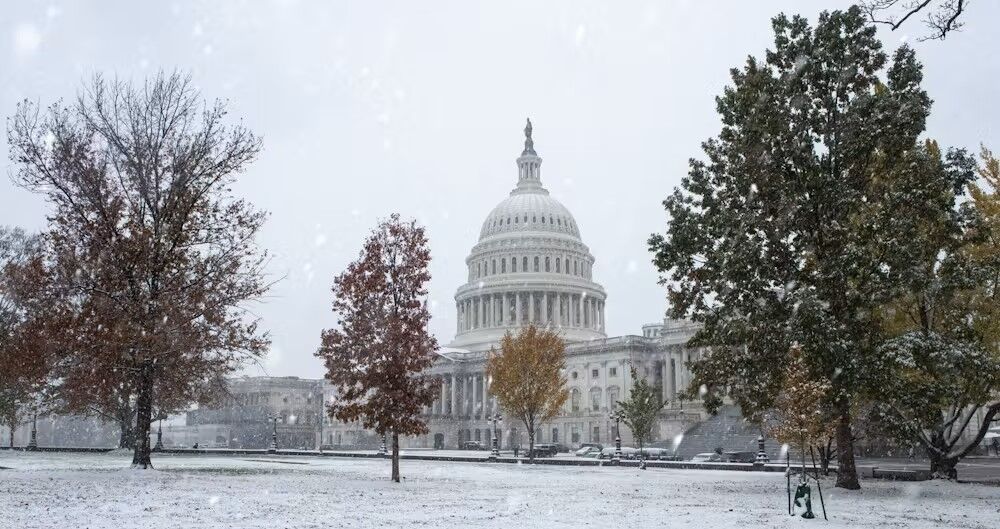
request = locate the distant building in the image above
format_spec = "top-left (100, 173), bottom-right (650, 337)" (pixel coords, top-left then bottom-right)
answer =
top-left (166, 376), bottom-right (325, 449)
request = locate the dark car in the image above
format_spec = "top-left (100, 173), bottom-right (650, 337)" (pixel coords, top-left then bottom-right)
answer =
top-left (721, 451), bottom-right (756, 463)
top-left (461, 441), bottom-right (487, 450)
top-left (551, 443), bottom-right (571, 453)
top-left (527, 444), bottom-right (558, 458)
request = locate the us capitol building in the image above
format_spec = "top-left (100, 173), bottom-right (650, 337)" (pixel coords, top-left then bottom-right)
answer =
top-left (366, 120), bottom-right (711, 450)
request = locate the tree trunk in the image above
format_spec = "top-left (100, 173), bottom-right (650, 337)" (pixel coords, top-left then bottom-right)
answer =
top-left (118, 417), bottom-right (135, 449)
top-left (131, 364), bottom-right (154, 469)
top-left (8, 426), bottom-right (14, 448)
top-left (834, 402), bottom-right (860, 490)
top-left (527, 426), bottom-right (535, 463)
top-left (391, 432), bottom-right (400, 483)
top-left (929, 453), bottom-right (959, 480)
top-left (817, 440), bottom-right (833, 476)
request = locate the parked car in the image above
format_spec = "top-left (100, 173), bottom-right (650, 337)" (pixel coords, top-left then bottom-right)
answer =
top-left (551, 443), bottom-right (571, 453)
top-left (721, 451), bottom-right (756, 463)
top-left (574, 446), bottom-right (601, 458)
top-left (691, 452), bottom-right (722, 462)
top-left (528, 444), bottom-right (558, 458)
top-left (640, 447), bottom-right (678, 460)
top-left (461, 441), bottom-right (487, 450)
top-left (598, 446), bottom-right (638, 459)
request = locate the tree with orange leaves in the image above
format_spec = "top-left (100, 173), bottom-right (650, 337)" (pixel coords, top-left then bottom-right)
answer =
top-left (486, 324), bottom-right (569, 462)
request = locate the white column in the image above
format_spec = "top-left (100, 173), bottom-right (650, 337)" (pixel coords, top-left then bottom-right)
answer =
top-left (668, 355), bottom-right (677, 401)
top-left (515, 292), bottom-right (522, 324)
top-left (479, 296), bottom-right (485, 329)
top-left (474, 375), bottom-right (481, 417)
top-left (542, 291), bottom-right (548, 325)
top-left (482, 373), bottom-right (489, 416)
top-left (556, 292), bottom-right (563, 326)
top-left (503, 293), bottom-right (509, 325)
top-left (528, 292), bottom-right (535, 324)
top-left (468, 375), bottom-right (475, 416)
top-left (450, 374), bottom-right (457, 415)
top-left (578, 295), bottom-right (584, 328)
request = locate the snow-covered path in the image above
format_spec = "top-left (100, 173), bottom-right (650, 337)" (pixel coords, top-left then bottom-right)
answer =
top-left (1, 451), bottom-right (997, 528)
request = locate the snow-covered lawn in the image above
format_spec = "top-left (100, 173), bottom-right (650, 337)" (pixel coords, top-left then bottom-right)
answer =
top-left (1, 451), bottom-right (997, 528)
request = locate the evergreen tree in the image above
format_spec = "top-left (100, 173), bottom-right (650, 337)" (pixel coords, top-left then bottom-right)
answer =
top-left (648, 7), bottom-right (950, 489)
top-left (617, 367), bottom-right (665, 461)
top-left (316, 214), bottom-right (440, 483)
top-left (486, 324), bottom-right (569, 462)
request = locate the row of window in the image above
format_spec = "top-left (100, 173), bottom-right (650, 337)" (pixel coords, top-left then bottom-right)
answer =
top-left (568, 386), bottom-right (621, 413)
top-left (570, 367), bottom-right (618, 380)
top-left (472, 255), bottom-right (591, 279)
top-left (487, 212), bottom-right (576, 232)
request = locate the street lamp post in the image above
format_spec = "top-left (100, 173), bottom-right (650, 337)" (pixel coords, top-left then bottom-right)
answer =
top-left (154, 420), bottom-right (164, 451)
top-left (267, 414), bottom-right (279, 454)
top-left (379, 433), bottom-right (388, 457)
top-left (755, 434), bottom-right (770, 467)
top-left (488, 413), bottom-right (502, 459)
top-left (609, 410), bottom-right (623, 463)
top-left (26, 412), bottom-right (38, 451)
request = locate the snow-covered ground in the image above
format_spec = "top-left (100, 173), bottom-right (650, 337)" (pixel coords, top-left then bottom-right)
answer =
top-left (1, 451), bottom-right (997, 528)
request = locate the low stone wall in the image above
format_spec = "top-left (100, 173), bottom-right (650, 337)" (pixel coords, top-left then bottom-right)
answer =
top-left (0, 445), bottom-right (931, 481)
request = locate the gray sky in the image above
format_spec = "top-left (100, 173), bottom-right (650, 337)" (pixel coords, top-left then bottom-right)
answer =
top-left (2, 1), bottom-right (998, 378)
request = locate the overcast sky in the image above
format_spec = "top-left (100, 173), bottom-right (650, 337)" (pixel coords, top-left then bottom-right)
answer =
top-left (2, 1), bottom-right (998, 379)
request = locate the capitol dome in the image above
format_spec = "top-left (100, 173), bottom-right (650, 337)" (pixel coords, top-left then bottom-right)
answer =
top-left (450, 119), bottom-right (607, 351)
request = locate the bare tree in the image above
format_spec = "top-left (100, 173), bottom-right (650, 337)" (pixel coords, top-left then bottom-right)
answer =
top-left (861, 0), bottom-right (969, 40)
top-left (7, 71), bottom-right (272, 468)
top-left (0, 226), bottom-right (42, 447)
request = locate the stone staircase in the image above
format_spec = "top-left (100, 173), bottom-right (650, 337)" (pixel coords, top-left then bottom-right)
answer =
top-left (663, 405), bottom-right (783, 460)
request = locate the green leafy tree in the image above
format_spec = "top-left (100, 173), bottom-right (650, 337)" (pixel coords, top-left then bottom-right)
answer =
top-left (648, 7), bottom-right (954, 489)
top-left (617, 367), bottom-right (665, 459)
top-left (870, 146), bottom-right (1000, 479)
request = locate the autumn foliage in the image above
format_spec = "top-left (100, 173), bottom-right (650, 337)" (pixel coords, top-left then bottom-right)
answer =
top-left (316, 214), bottom-right (440, 483)
top-left (486, 324), bottom-right (569, 461)
top-left (5, 72), bottom-right (271, 467)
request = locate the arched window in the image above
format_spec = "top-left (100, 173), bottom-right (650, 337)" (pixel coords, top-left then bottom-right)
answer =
top-left (476, 263), bottom-right (481, 278)
top-left (534, 256), bottom-right (540, 272)
top-left (501, 259), bottom-right (506, 273)
top-left (514, 216), bottom-right (518, 224)
top-left (589, 388), bottom-right (602, 412)
top-left (492, 260), bottom-right (496, 274)
top-left (532, 215), bottom-right (536, 223)
top-left (574, 261), bottom-right (578, 275)
top-left (522, 256), bottom-right (528, 271)
top-left (556, 258), bottom-right (561, 273)
top-left (557, 218), bottom-right (561, 226)
top-left (608, 386), bottom-right (621, 410)
top-left (544, 257), bottom-right (550, 272)
top-left (507, 217), bottom-right (511, 225)
top-left (541, 216), bottom-right (546, 223)
top-left (570, 388), bottom-right (581, 412)
top-left (512, 257), bottom-right (517, 273)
